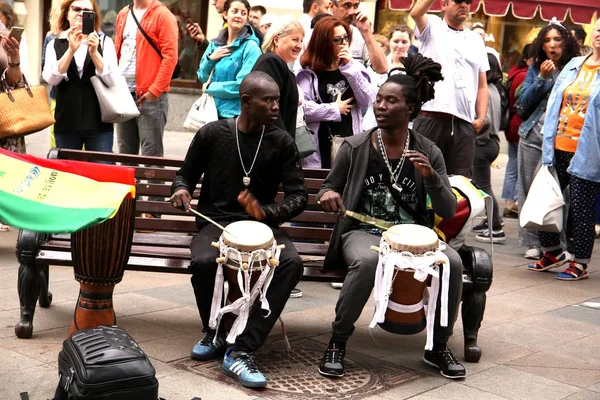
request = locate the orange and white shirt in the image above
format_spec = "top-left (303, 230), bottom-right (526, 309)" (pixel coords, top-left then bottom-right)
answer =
top-left (555, 62), bottom-right (600, 153)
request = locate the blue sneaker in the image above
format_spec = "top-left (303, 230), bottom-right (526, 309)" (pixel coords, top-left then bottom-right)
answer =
top-left (191, 330), bottom-right (226, 360)
top-left (222, 349), bottom-right (267, 388)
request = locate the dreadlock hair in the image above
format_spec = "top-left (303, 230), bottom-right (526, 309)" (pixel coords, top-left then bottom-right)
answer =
top-left (384, 53), bottom-right (443, 120)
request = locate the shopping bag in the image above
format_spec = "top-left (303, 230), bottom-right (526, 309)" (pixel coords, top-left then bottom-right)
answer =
top-left (519, 165), bottom-right (564, 233)
top-left (183, 92), bottom-right (218, 132)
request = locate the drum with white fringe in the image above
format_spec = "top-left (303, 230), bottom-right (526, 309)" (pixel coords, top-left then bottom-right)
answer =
top-left (369, 224), bottom-right (450, 351)
top-left (208, 221), bottom-right (282, 344)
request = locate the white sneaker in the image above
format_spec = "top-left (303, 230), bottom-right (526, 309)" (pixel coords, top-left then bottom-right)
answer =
top-left (524, 247), bottom-right (542, 260)
top-left (331, 282), bottom-right (343, 289)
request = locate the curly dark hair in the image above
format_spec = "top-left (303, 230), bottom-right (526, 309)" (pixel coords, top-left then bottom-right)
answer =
top-left (530, 24), bottom-right (579, 69)
top-left (384, 53), bottom-right (444, 120)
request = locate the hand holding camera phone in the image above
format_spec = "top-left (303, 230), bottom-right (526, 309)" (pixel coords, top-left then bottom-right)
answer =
top-left (82, 11), bottom-right (95, 35)
top-left (9, 26), bottom-right (24, 42)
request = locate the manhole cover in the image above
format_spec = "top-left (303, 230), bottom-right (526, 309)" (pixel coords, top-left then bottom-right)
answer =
top-left (171, 337), bottom-right (422, 399)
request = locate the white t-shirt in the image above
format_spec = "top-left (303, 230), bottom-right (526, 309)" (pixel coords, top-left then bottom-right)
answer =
top-left (119, 9), bottom-right (146, 91)
top-left (415, 15), bottom-right (489, 122)
top-left (350, 25), bottom-right (369, 66)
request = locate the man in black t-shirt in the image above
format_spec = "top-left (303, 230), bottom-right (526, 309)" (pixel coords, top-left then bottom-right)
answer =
top-left (170, 72), bottom-right (307, 389)
top-left (316, 58), bottom-right (466, 380)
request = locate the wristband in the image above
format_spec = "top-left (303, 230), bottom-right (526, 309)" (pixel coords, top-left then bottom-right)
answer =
top-left (475, 117), bottom-right (486, 124)
top-left (8, 61), bottom-right (20, 68)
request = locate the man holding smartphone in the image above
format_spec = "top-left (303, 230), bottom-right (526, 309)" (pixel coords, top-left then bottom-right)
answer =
top-left (113, 0), bottom-right (178, 167)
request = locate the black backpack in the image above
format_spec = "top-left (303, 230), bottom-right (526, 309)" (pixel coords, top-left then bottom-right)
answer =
top-left (497, 81), bottom-right (510, 132)
top-left (53, 326), bottom-right (159, 400)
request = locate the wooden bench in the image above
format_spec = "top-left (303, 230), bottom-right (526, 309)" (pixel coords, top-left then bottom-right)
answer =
top-left (14, 148), bottom-right (492, 363)
top-left (14, 148), bottom-right (342, 339)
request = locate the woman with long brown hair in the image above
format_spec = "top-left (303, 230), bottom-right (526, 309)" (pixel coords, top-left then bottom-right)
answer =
top-left (296, 16), bottom-right (375, 169)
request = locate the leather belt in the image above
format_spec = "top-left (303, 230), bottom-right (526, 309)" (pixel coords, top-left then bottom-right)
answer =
top-left (420, 111), bottom-right (454, 120)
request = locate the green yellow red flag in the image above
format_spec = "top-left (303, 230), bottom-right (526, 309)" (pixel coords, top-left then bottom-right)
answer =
top-left (0, 148), bottom-right (135, 233)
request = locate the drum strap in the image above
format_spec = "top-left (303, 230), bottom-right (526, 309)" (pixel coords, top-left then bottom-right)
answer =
top-left (370, 238), bottom-right (450, 351)
top-left (209, 239), bottom-right (281, 344)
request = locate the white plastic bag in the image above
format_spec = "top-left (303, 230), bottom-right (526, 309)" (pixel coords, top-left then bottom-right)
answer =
top-left (519, 166), bottom-right (565, 233)
top-left (183, 93), bottom-right (218, 132)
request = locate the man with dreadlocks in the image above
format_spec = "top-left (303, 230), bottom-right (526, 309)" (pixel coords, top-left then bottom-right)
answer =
top-left (315, 54), bottom-right (466, 379)
top-left (410, 0), bottom-right (489, 178)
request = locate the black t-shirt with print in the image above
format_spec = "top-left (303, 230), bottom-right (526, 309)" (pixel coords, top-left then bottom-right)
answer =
top-left (316, 69), bottom-right (355, 168)
top-left (355, 137), bottom-right (419, 235)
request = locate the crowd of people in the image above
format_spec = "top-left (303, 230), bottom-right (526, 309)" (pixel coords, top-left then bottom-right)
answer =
top-left (1, 0), bottom-right (599, 391)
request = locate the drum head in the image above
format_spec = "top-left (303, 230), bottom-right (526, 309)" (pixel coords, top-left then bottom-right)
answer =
top-left (384, 224), bottom-right (439, 255)
top-left (222, 221), bottom-right (274, 252)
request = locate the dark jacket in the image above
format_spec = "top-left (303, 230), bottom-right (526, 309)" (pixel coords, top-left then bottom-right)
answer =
top-left (316, 129), bottom-right (456, 271)
top-left (252, 52), bottom-right (298, 137)
top-left (54, 39), bottom-right (113, 134)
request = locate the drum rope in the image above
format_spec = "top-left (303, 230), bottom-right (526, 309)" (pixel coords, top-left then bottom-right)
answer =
top-left (209, 239), bottom-right (281, 344)
top-left (370, 237), bottom-right (450, 351)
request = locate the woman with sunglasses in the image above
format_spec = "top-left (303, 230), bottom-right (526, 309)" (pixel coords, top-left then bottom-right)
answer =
top-left (42, 0), bottom-right (119, 152)
top-left (296, 16), bottom-right (375, 169)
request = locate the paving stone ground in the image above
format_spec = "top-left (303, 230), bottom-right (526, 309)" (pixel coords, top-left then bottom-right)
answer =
top-left (0, 130), bottom-right (598, 399)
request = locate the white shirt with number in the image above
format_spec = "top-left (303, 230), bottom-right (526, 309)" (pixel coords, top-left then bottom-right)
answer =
top-left (415, 14), bottom-right (489, 122)
top-left (119, 9), bottom-right (146, 91)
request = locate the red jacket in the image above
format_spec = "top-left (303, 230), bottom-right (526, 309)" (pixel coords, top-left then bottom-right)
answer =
top-left (506, 65), bottom-right (528, 143)
top-left (114, 0), bottom-right (178, 97)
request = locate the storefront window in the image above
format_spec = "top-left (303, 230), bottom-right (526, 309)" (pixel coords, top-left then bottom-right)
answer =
top-left (96, 0), bottom-right (207, 86)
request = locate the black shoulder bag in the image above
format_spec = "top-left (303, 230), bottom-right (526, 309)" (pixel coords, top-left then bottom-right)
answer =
top-left (129, 4), bottom-right (181, 79)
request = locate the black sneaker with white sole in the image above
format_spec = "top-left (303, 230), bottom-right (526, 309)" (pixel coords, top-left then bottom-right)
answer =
top-left (318, 341), bottom-right (346, 378)
top-left (423, 347), bottom-right (466, 379)
top-left (471, 220), bottom-right (489, 233)
top-left (476, 229), bottom-right (506, 244)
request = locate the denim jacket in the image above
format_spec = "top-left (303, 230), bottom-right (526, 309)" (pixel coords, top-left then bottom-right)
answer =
top-left (517, 64), bottom-right (558, 138)
top-left (541, 56), bottom-right (600, 183)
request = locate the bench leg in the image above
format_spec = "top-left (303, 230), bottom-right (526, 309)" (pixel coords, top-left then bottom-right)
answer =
top-left (462, 289), bottom-right (486, 363)
top-left (458, 246), bottom-right (493, 363)
top-left (38, 264), bottom-right (53, 308)
top-left (15, 230), bottom-right (49, 339)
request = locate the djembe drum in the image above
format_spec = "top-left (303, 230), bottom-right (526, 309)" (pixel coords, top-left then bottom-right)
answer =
top-left (370, 224), bottom-right (450, 350)
top-left (68, 197), bottom-right (135, 336)
top-left (209, 221), bottom-right (282, 344)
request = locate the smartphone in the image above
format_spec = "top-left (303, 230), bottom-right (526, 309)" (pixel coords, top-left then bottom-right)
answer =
top-left (9, 26), bottom-right (24, 41)
top-left (82, 11), bottom-right (95, 35)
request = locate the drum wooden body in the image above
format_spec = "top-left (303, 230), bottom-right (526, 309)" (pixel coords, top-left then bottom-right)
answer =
top-left (379, 224), bottom-right (439, 335)
top-left (68, 197), bottom-right (135, 336)
top-left (220, 221), bottom-right (274, 304)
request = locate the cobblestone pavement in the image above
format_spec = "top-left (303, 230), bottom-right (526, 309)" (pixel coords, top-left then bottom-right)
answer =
top-left (0, 130), bottom-right (598, 399)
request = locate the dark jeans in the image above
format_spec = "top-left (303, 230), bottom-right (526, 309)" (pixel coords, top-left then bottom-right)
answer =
top-left (539, 150), bottom-right (600, 264)
top-left (413, 114), bottom-right (476, 178)
top-left (332, 230), bottom-right (463, 349)
top-left (189, 223), bottom-right (303, 353)
top-left (54, 130), bottom-right (114, 152)
top-left (473, 138), bottom-right (502, 230)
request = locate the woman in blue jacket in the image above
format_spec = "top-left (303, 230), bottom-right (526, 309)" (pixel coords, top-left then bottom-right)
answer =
top-left (530, 20), bottom-right (600, 280)
top-left (197, 0), bottom-right (262, 119)
top-left (516, 21), bottom-right (578, 260)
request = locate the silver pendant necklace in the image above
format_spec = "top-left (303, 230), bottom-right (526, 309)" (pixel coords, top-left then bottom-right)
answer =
top-left (235, 117), bottom-right (265, 186)
top-left (377, 128), bottom-right (410, 193)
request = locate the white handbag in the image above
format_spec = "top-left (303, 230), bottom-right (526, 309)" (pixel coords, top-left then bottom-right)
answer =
top-left (519, 165), bottom-right (565, 233)
top-left (91, 75), bottom-right (140, 123)
top-left (183, 68), bottom-right (218, 132)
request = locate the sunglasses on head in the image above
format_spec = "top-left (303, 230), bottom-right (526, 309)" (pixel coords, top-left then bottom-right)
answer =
top-left (453, 0), bottom-right (473, 4)
top-left (70, 6), bottom-right (94, 13)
